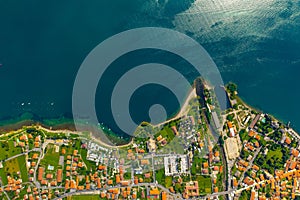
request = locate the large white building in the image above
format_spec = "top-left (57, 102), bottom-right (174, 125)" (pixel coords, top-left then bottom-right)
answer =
top-left (164, 155), bottom-right (189, 176)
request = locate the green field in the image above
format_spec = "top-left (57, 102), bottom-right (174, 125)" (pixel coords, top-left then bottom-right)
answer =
top-left (196, 176), bottom-right (212, 194)
top-left (0, 166), bottom-right (7, 185)
top-left (0, 155), bottom-right (28, 184)
top-left (0, 140), bottom-right (22, 161)
top-left (155, 126), bottom-right (175, 143)
top-left (4, 157), bottom-right (20, 176)
top-left (40, 144), bottom-right (61, 171)
top-left (17, 155), bottom-right (29, 182)
top-left (191, 157), bottom-right (204, 176)
top-left (155, 168), bottom-right (165, 185)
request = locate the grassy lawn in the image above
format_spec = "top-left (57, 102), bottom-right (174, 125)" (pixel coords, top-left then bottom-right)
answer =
top-left (155, 126), bottom-right (175, 143)
top-left (1, 155), bottom-right (28, 183)
top-left (196, 176), bottom-right (212, 194)
top-left (0, 141), bottom-right (22, 161)
top-left (157, 137), bottom-right (185, 154)
top-left (40, 144), bottom-right (61, 171)
top-left (70, 195), bottom-right (100, 200)
top-left (17, 155), bottom-right (28, 182)
top-left (266, 149), bottom-right (283, 161)
top-left (0, 166), bottom-right (8, 185)
top-left (165, 176), bottom-right (173, 188)
top-left (4, 158), bottom-right (20, 176)
top-left (191, 156), bottom-right (204, 176)
top-left (156, 168), bottom-right (165, 185)
top-left (79, 148), bottom-right (96, 171)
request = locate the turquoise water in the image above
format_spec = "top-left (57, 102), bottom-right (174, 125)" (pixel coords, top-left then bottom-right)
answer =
top-left (0, 0), bottom-right (299, 134)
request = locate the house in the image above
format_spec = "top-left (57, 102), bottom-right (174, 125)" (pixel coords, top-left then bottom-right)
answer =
top-left (291, 149), bottom-right (299, 157)
top-left (171, 126), bottom-right (179, 136)
top-left (228, 121), bottom-right (235, 137)
top-left (285, 137), bottom-right (292, 145)
top-left (32, 154), bottom-right (39, 160)
top-left (214, 151), bottom-right (220, 157)
top-left (203, 162), bottom-right (209, 168)
top-left (116, 174), bottom-right (120, 184)
top-left (149, 187), bottom-right (160, 198)
top-left (250, 190), bottom-right (256, 200)
top-left (70, 180), bottom-right (76, 189)
top-left (213, 166), bottom-right (219, 172)
top-left (156, 135), bottom-right (163, 142)
top-left (120, 180), bottom-right (130, 186)
top-left (38, 167), bottom-right (44, 181)
top-left (183, 181), bottom-right (199, 199)
top-left (107, 180), bottom-right (113, 185)
top-left (46, 174), bottom-right (53, 179)
top-left (249, 114), bottom-right (260, 129)
top-left (252, 165), bottom-right (260, 171)
top-left (144, 173), bottom-right (151, 179)
top-left (214, 187), bottom-right (218, 193)
top-left (202, 169), bottom-right (209, 175)
top-left (141, 159), bottom-right (150, 166)
top-left (57, 169), bottom-right (62, 183)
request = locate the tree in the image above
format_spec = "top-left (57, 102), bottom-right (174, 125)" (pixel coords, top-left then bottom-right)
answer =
top-left (218, 137), bottom-right (224, 146)
top-left (227, 114), bottom-right (235, 121)
top-left (233, 104), bottom-right (239, 110)
top-left (227, 82), bottom-right (238, 94)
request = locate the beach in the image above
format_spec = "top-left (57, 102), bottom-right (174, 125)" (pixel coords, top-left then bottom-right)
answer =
top-left (154, 88), bottom-right (197, 127)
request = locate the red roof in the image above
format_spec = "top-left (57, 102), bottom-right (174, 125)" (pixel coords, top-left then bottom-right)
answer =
top-left (38, 167), bottom-right (44, 181)
top-left (57, 169), bottom-right (63, 183)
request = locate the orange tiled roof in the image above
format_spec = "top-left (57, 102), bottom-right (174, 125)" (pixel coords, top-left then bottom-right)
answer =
top-left (57, 169), bottom-right (63, 183)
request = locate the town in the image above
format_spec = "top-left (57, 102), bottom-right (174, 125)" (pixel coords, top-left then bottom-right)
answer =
top-left (0, 81), bottom-right (300, 200)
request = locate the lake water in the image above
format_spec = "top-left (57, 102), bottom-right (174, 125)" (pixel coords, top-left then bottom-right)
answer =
top-left (0, 0), bottom-right (299, 135)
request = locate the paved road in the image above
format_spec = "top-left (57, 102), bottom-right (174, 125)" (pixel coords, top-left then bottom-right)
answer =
top-left (53, 182), bottom-right (177, 200)
top-left (238, 147), bottom-right (262, 186)
top-left (2, 148), bottom-right (41, 162)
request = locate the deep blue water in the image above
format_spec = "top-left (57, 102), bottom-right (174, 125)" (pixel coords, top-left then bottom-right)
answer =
top-left (0, 0), bottom-right (300, 135)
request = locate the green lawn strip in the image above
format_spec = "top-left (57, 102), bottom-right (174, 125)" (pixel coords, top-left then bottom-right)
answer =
top-left (17, 155), bottom-right (28, 182)
top-left (196, 175), bottom-right (212, 195)
top-left (80, 148), bottom-right (97, 171)
top-left (0, 166), bottom-right (8, 185)
top-left (155, 168), bottom-right (165, 185)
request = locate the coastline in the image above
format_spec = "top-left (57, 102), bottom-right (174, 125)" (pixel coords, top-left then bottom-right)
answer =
top-left (236, 94), bottom-right (292, 127)
top-left (230, 92), bottom-right (300, 139)
top-left (154, 88), bottom-right (197, 127)
top-left (0, 87), bottom-right (197, 147)
top-left (1, 85), bottom-right (298, 148)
